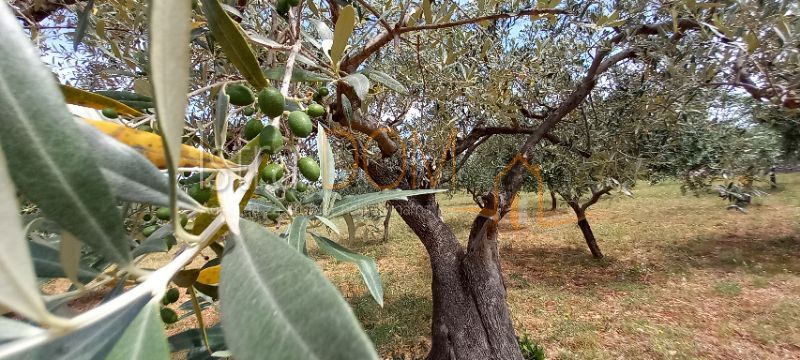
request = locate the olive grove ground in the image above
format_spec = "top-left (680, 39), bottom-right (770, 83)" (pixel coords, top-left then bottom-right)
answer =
top-left (43, 174), bottom-right (799, 359)
top-left (323, 174), bottom-right (800, 359)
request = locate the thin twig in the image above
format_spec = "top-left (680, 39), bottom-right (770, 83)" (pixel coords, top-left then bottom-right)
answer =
top-left (275, 40), bottom-right (302, 127)
top-left (353, 0), bottom-right (393, 34)
top-left (398, 8), bottom-right (568, 34)
top-left (188, 79), bottom-right (245, 98)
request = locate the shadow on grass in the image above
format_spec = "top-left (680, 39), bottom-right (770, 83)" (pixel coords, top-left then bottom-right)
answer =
top-left (502, 245), bottom-right (648, 290)
top-left (350, 292), bottom-right (432, 351)
top-left (502, 229), bottom-right (800, 291)
top-left (667, 232), bottom-right (800, 275)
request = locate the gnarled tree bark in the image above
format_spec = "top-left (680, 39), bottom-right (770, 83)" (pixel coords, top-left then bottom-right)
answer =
top-left (563, 185), bottom-right (612, 259)
top-left (566, 200), bottom-right (603, 259)
top-left (388, 193), bottom-right (522, 360)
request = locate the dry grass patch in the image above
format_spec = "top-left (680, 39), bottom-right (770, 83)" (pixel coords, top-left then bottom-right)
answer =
top-left (327, 173), bottom-right (800, 359)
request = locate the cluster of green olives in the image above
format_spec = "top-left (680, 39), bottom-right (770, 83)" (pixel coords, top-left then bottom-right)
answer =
top-left (160, 288), bottom-right (180, 324)
top-left (141, 206), bottom-right (189, 238)
top-left (140, 176), bottom-right (212, 241)
top-left (223, 83), bottom-right (331, 221)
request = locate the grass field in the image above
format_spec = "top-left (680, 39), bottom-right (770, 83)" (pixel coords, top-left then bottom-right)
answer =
top-left (316, 173), bottom-right (800, 359)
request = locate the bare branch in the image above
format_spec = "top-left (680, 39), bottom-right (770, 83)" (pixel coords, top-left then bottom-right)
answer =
top-left (352, 0), bottom-right (393, 34)
top-left (341, 8), bottom-right (567, 72)
top-left (581, 185), bottom-right (613, 212)
top-left (397, 8), bottom-right (568, 34)
top-left (13, 0), bottom-right (85, 23)
top-left (519, 108), bottom-right (547, 120)
top-left (461, 126), bottom-right (592, 158)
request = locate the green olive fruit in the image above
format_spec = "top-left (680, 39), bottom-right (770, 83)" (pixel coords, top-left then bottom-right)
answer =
top-left (243, 118), bottom-right (264, 141)
top-left (164, 235), bottom-right (177, 251)
top-left (258, 87), bottom-right (285, 117)
top-left (243, 106), bottom-right (255, 116)
top-left (298, 157), bottom-right (320, 182)
top-left (259, 125), bottom-right (284, 154)
top-left (260, 163), bottom-right (284, 184)
top-left (285, 188), bottom-right (299, 203)
top-left (163, 288), bottom-right (180, 305)
top-left (276, 0), bottom-right (290, 15)
top-left (188, 183), bottom-right (212, 204)
top-left (142, 225), bottom-right (158, 237)
top-left (156, 207), bottom-right (171, 220)
top-left (101, 108), bottom-right (118, 119)
top-left (180, 214), bottom-right (189, 227)
top-left (316, 86), bottom-right (329, 97)
top-left (306, 103), bottom-right (325, 118)
top-left (225, 84), bottom-right (255, 106)
top-left (160, 307), bottom-right (178, 324)
top-left (295, 182), bottom-right (308, 192)
top-left (287, 111), bottom-right (313, 138)
top-left (267, 211), bottom-right (280, 221)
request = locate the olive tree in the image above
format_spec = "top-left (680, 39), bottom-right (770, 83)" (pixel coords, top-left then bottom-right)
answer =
top-left (2, 1), bottom-right (799, 360)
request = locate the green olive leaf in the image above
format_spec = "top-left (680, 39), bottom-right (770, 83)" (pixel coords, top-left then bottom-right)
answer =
top-left (330, 5), bottom-right (357, 69)
top-left (214, 84), bottom-right (230, 151)
top-left (311, 233), bottom-right (383, 307)
top-left (220, 220), bottom-right (378, 360)
top-left (0, 4), bottom-right (131, 265)
top-left (341, 73), bottom-right (370, 101)
top-left (361, 69), bottom-right (408, 95)
top-left (0, 147), bottom-right (51, 323)
top-left (317, 126), bottom-right (336, 215)
top-left (59, 231), bottom-right (83, 287)
top-left (150, 0), bottom-right (192, 226)
top-left (286, 216), bottom-right (309, 254)
top-left (106, 302), bottom-right (169, 360)
top-left (201, 0), bottom-right (269, 89)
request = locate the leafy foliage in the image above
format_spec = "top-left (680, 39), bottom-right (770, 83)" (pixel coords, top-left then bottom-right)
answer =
top-left (2, 0), bottom-right (799, 358)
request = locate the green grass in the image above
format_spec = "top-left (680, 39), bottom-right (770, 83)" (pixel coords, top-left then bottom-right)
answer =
top-left (713, 280), bottom-right (743, 297)
top-left (318, 173), bottom-right (800, 359)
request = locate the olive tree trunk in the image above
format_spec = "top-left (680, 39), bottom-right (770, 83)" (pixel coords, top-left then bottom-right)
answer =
top-left (390, 194), bottom-right (523, 360)
top-left (382, 202), bottom-right (392, 242)
top-left (564, 185), bottom-right (612, 259)
top-left (550, 191), bottom-right (557, 211)
top-left (567, 200), bottom-right (603, 259)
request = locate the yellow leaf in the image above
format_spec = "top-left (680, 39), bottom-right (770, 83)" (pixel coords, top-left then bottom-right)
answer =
top-left (409, 7), bottom-right (422, 24)
top-left (61, 85), bottom-right (143, 117)
top-left (422, 0), bottom-right (433, 24)
top-left (744, 31), bottom-right (758, 53)
top-left (191, 154), bottom-right (266, 241)
top-left (330, 5), bottom-right (357, 69)
top-left (82, 118), bottom-right (232, 169)
top-left (196, 265), bottom-right (220, 286)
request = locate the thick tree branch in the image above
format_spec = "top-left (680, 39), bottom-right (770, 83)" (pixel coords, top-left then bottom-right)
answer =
top-left (460, 126), bottom-right (592, 158)
top-left (454, 135), bottom-right (489, 173)
top-left (352, 0), bottom-right (393, 34)
top-left (581, 185), bottom-right (613, 212)
top-left (13, 0), bottom-right (85, 23)
top-left (398, 8), bottom-right (568, 33)
top-left (519, 107), bottom-right (547, 119)
top-left (326, 0), bottom-right (340, 24)
top-left (341, 8), bottom-right (566, 72)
